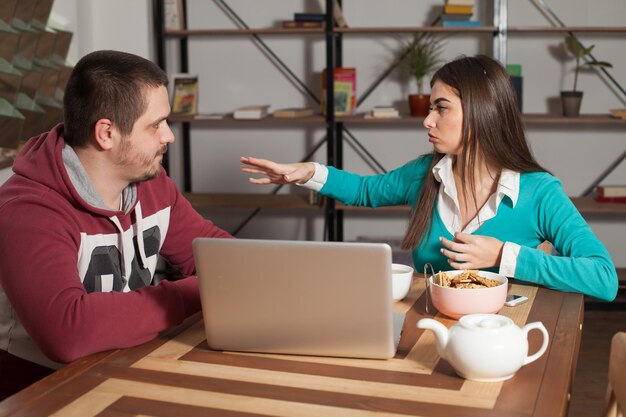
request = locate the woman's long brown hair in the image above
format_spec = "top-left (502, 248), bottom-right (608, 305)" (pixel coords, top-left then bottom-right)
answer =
top-left (401, 55), bottom-right (547, 250)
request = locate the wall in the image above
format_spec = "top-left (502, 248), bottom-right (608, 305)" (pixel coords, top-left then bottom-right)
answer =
top-left (0, 0), bottom-right (153, 178)
top-left (48, 0), bottom-right (153, 64)
top-left (2, 0), bottom-right (624, 266)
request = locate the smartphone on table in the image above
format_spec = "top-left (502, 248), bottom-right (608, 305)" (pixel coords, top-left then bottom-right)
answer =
top-left (505, 294), bottom-right (529, 307)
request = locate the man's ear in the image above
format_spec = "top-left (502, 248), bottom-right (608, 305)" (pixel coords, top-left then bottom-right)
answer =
top-left (94, 119), bottom-right (116, 150)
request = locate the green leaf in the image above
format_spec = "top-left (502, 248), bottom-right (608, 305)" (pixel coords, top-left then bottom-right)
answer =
top-left (565, 36), bottom-right (585, 57)
top-left (583, 45), bottom-right (595, 55)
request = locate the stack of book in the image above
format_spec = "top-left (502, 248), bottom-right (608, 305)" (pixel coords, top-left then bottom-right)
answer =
top-left (233, 105), bottom-right (271, 120)
top-left (441, 0), bottom-right (481, 27)
top-left (365, 106), bottom-right (400, 119)
top-left (596, 185), bottom-right (626, 204)
top-left (282, 12), bottom-right (325, 29)
top-left (282, 2), bottom-right (348, 30)
top-left (273, 107), bottom-right (315, 118)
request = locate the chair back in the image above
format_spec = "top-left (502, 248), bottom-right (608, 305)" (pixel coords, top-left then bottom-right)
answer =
top-left (604, 332), bottom-right (626, 417)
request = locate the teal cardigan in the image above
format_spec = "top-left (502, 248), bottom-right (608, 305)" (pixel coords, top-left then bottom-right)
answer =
top-left (319, 155), bottom-right (618, 301)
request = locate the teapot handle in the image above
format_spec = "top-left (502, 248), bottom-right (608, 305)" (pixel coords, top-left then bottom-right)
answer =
top-left (522, 322), bottom-right (549, 366)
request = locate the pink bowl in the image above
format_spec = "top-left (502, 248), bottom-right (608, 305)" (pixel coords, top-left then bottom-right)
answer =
top-left (428, 270), bottom-right (508, 319)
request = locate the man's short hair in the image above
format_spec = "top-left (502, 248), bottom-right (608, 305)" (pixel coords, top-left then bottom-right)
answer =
top-left (63, 50), bottom-right (169, 147)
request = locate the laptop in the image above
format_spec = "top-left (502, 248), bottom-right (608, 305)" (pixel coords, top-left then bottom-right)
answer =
top-left (192, 238), bottom-right (404, 359)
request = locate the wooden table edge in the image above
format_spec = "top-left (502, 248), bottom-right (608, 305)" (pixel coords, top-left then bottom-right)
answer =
top-left (532, 292), bottom-right (585, 417)
top-left (0, 312), bottom-right (203, 416)
top-left (0, 349), bottom-right (118, 416)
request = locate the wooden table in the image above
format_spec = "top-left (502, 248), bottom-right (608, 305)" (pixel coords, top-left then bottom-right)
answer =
top-left (0, 278), bottom-right (584, 417)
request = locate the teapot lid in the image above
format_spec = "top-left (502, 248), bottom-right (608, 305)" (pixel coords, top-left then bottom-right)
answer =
top-left (458, 314), bottom-right (513, 330)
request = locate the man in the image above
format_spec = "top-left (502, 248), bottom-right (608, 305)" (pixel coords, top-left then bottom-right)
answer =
top-left (0, 50), bottom-right (231, 387)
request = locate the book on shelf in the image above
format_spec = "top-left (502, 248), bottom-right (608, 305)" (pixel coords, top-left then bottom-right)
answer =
top-left (171, 74), bottom-right (198, 115)
top-left (294, 12), bottom-right (325, 22)
top-left (595, 196), bottom-right (626, 204)
top-left (443, 4), bottom-right (473, 14)
top-left (446, 0), bottom-right (475, 5)
top-left (368, 106), bottom-right (400, 118)
top-left (597, 185), bottom-right (626, 198)
top-left (321, 67), bottom-right (356, 116)
top-left (233, 105), bottom-right (271, 120)
top-left (441, 13), bottom-right (472, 21)
top-left (610, 108), bottom-right (626, 119)
top-left (163, 0), bottom-right (184, 31)
top-left (273, 107), bottom-right (315, 118)
top-left (194, 112), bottom-right (227, 120)
top-left (333, 0), bottom-right (349, 28)
top-left (507, 64), bottom-right (523, 111)
top-left (282, 20), bottom-right (324, 29)
top-left (442, 20), bottom-right (482, 27)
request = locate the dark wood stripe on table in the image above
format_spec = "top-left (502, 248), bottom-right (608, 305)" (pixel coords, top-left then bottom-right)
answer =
top-left (396, 295), bottom-right (431, 358)
top-left (100, 396), bottom-right (268, 417)
top-left (180, 343), bottom-right (462, 388)
top-left (95, 409), bottom-right (135, 417)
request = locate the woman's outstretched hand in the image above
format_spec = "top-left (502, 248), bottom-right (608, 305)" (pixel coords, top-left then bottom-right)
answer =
top-left (439, 232), bottom-right (504, 270)
top-left (240, 156), bottom-right (316, 185)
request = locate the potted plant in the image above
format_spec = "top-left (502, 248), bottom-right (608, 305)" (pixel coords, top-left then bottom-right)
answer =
top-left (400, 33), bottom-right (445, 117)
top-left (561, 35), bottom-right (612, 117)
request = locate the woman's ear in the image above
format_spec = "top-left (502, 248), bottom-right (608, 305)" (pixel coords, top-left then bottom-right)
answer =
top-left (93, 119), bottom-right (115, 150)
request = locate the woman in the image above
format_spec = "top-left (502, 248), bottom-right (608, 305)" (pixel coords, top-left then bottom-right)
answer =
top-left (240, 55), bottom-right (617, 301)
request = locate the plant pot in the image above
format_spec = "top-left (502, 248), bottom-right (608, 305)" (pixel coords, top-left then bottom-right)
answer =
top-left (408, 94), bottom-right (430, 117)
top-left (561, 91), bottom-right (583, 117)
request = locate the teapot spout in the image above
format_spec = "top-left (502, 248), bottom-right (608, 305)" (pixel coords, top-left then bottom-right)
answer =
top-left (417, 318), bottom-right (449, 359)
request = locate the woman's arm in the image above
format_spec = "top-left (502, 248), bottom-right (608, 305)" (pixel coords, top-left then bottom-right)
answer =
top-left (241, 155), bottom-right (433, 208)
top-left (515, 178), bottom-right (618, 301)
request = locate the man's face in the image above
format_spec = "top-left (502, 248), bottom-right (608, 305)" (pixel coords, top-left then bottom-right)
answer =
top-left (115, 86), bottom-right (174, 183)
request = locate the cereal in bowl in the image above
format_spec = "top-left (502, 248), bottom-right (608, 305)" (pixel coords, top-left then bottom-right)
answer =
top-left (437, 270), bottom-right (501, 289)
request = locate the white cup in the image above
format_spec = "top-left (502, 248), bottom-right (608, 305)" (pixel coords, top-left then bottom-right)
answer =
top-left (391, 263), bottom-right (414, 301)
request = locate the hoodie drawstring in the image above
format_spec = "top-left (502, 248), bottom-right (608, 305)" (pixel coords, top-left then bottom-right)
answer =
top-left (108, 215), bottom-right (127, 279)
top-left (108, 201), bottom-right (148, 281)
top-left (133, 202), bottom-right (148, 269)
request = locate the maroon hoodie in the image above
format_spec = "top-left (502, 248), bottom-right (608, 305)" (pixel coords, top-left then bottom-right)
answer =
top-left (0, 124), bottom-right (231, 367)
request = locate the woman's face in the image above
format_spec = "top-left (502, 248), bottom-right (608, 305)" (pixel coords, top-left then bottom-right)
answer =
top-left (423, 81), bottom-right (464, 155)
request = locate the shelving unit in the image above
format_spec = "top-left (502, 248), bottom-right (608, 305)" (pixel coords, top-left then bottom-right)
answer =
top-left (154, 0), bottom-right (626, 241)
top-left (182, 192), bottom-right (626, 216)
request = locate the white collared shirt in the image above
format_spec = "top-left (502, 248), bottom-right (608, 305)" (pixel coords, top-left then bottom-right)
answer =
top-left (433, 155), bottom-right (520, 276)
top-left (303, 157), bottom-right (521, 276)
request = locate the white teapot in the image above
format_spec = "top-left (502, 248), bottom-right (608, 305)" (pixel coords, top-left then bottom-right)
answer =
top-left (417, 314), bottom-right (549, 382)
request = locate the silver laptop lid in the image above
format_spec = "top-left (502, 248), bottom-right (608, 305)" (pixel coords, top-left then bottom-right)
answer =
top-left (193, 238), bottom-right (396, 359)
